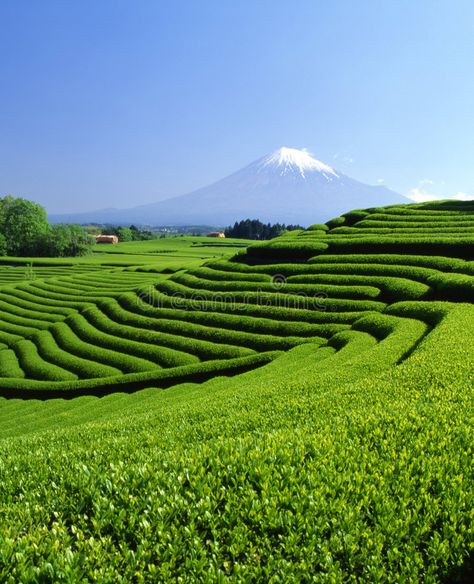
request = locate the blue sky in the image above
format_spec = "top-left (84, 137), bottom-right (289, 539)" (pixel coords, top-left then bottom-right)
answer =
top-left (1, 0), bottom-right (473, 213)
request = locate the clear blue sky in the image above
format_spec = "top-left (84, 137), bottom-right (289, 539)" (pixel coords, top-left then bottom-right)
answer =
top-left (1, 0), bottom-right (473, 213)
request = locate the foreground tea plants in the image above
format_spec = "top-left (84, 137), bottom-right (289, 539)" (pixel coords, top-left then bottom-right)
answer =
top-left (0, 201), bottom-right (473, 581)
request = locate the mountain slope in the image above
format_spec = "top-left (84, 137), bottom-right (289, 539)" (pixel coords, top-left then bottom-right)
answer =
top-left (50, 147), bottom-right (406, 226)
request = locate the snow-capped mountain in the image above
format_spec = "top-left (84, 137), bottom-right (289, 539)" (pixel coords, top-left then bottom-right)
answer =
top-left (50, 147), bottom-right (406, 226)
top-left (261, 147), bottom-right (339, 180)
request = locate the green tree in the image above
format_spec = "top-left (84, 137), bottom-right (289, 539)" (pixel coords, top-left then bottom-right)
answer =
top-left (224, 219), bottom-right (303, 240)
top-left (85, 225), bottom-right (102, 236)
top-left (0, 233), bottom-right (6, 256)
top-left (130, 225), bottom-right (140, 240)
top-left (0, 195), bottom-right (51, 256)
top-left (116, 226), bottom-right (133, 242)
top-left (48, 224), bottom-right (95, 257)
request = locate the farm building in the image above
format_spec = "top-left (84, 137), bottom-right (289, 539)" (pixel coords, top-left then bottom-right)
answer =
top-left (95, 235), bottom-right (119, 244)
top-left (207, 231), bottom-right (226, 238)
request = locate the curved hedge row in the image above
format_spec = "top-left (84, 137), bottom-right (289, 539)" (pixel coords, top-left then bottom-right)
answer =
top-left (35, 330), bottom-right (121, 379)
top-left (245, 240), bottom-right (329, 262)
top-left (83, 304), bottom-right (257, 359)
top-left (0, 348), bottom-right (24, 378)
top-left (154, 278), bottom-right (387, 312)
top-left (116, 293), bottom-right (350, 338)
top-left (287, 273), bottom-right (431, 301)
top-left (354, 219), bottom-right (474, 229)
top-left (330, 226), bottom-right (474, 235)
top-left (171, 271), bottom-right (382, 300)
top-left (14, 339), bottom-right (77, 382)
top-left (307, 254), bottom-right (467, 270)
top-left (323, 237), bottom-right (473, 259)
top-left (0, 351), bottom-right (281, 398)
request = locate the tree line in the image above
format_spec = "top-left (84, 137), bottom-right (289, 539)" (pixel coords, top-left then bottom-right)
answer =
top-left (0, 195), bottom-right (94, 257)
top-left (224, 219), bottom-right (303, 240)
top-left (99, 225), bottom-right (154, 241)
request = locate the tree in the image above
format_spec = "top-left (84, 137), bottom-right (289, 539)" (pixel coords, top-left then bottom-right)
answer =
top-left (130, 225), bottom-right (141, 240)
top-left (85, 225), bottom-right (102, 236)
top-left (0, 196), bottom-right (95, 257)
top-left (102, 226), bottom-right (118, 236)
top-left (99, 224), bottom-right (155, 241)
top-left (0, 233), bottom-right (6, 256)
top-left (0, 195), bottom-right (51, 256)
top-left (224, 219), bottom-right (303, 240)
top-left (48, 224), bottom-right (95, 257)
top-left (116, 226), bottom-right (133, 242)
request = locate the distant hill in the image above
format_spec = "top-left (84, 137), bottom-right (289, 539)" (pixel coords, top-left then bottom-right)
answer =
top-left (50, 147), bottom-right (407, 226)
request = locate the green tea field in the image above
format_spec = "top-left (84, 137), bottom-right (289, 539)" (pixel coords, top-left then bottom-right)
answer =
top-left (0, 202), bottom-right (473, 581)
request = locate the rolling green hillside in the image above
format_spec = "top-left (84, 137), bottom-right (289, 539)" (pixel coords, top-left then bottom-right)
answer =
top-left (0, 201), bottom-right (473, 581)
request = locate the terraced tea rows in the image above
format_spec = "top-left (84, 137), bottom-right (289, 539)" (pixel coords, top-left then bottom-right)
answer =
top-left (0, 263), bottom-right (106, 285)
top-left (0, 201), bottom-right (473, 581)
top-left (0, 201), bottom-right (472, 398)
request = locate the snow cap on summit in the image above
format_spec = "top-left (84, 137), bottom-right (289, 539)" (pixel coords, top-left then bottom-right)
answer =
top-left (261, 147), bottom-right (338, 179)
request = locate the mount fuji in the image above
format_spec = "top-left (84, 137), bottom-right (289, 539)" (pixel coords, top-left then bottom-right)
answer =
top-left (50, 147), bottom-right (407, 226)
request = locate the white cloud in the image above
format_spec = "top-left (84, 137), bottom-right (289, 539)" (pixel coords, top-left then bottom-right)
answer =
top-left (454, 192), bottom-right (474, 201)
top-left (406, 188), bottom-right (442, 203)
top-left (405, 187), bottom-right (473, 203)
top-left (377, 178), bottom-right (385, 184)
top-left (419, 178), bottom-right (434, 186)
